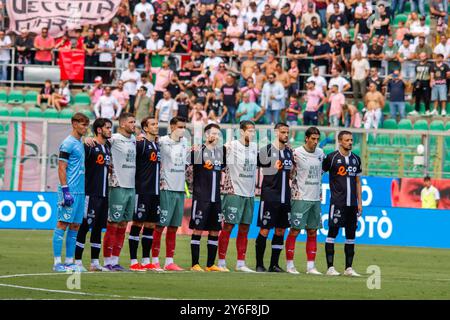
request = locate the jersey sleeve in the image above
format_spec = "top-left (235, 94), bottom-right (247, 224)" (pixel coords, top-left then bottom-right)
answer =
top-left (322, 152), bottom-right (332, 173)
top-left (59, 139), bottom-right (73, 163)
top-left (257, 145), bottom-right (271, 168)
top-left (355, 154), bottom-right (362, 176)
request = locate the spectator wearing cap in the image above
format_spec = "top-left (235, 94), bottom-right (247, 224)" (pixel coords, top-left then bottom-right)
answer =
top-left (261, 73), bottom-right (286, 124)
top-left (34, 27), bottom-right (55, 66)
top-left (301, 2), bottom-right (321, 30)
top-left (0, 29), bottom-right (11, 82)
top-left (245, 18), bottom-right (262, 43)
top-left (120, 61), bottom-right (141, 114)
top-left (383, 69), bottom-right (406, 119)
top-left (15, 28), bottom-right (33, 81)
top-left (89, 76), bottom-right (105, 108)
top-left (97, 32), bottom-right (115, 84)
top-left (83, 28), bottom-right (98, 84)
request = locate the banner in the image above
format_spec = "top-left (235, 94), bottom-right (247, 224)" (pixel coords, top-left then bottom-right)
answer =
top-left (6, 1), bottom-right (121, 38)
top-left (58, 49), bottom-right (85, 82)
top-left (3, 122), bottom-right (43, 191)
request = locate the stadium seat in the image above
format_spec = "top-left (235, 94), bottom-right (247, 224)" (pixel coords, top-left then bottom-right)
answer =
top-left (409, 134), bottom-right (422, 146)
top-left (398, 119), bottom-right (413, 130)
top-left (403, 1), bottom-right (411, 13)
top-left (10, 106), bottom-right (26, 117)
top-left (60, 108), bottom-right (75, 119)
top-left (356, 101), bottom-right (364, 112)
top-left (7, 90), bottom-right (24, 104)
top-left (405, 102), bottom-right (414, 114)
top-left (323, 144), bottom-right (335, 155)
top-left (27, 108), bottom-right (43, 118)
top-left (392, 134), bottom-right (407, 146)
top-left (382, 119), bottom-right (397, 129)
top-left (80, 108), bottom-right (95, 119)
top-left (0, 106), bottom-right (9, 116)
top-left (413, 119), bottom-right (428, 131)
top-left (42, 108), bottom-right (59, 118)
top-left (0, 122), bottom-right (9, 134)
top-left (429, 120), bottom-right (444, 131)
top-left (24, 91), bottom-right (38, 105)
top-left (375, 134), bottom-right (391, 145)
top-left (393, 14), bottom-right (408, 26)
top-left (0, 135), bottom-right (7, 146)
top-left (0, 90), bottom-right (7, 104)
top-left (73, 93), bottom-right (91, 106)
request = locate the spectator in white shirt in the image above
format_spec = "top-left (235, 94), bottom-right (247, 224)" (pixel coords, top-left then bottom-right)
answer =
top-left (351, 52), bottom-right (370, 104)
top-left (205, 35), bottom-right (222, 53)
top-left (136, 72), bottom-right (155, 99)
top-left (146, 32), bottom-right (166, 56)
top-left (97, 32), bottom-right (115, 84)
top-left (120, 61), bottom-right (141, 114)
top-left (235, 36), bottom-right (252, 58)
top-left (351, 36), bottom-right (368, 60)
top-left (94, 86), bottom-right (122, 120)
top-left (155, 90), bottom-right (178, 123)
top-left (0, 29), bottom-right (12, 81)
top-left (328, 68), bottom-right (351, 93)
top-left (133, 0), bottom-right (155, 24)
top-left (203, 50), bottom-right (224, 80)
top-left (397, 38), bottom-right (417, 83)
top-left (433, 34), bottom-right (450, 59)
top-left (251, 32), bottom-right (268, 58)
top-left (52, 80), bottom-right (71, 111)
top-left (170, 15), bottom-right (188, 35)
top-left (307, 66), bottom-right (328, 94)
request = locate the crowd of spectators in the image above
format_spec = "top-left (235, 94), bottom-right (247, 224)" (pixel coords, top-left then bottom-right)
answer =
top-left (1, 0), bottom-right (450, 130)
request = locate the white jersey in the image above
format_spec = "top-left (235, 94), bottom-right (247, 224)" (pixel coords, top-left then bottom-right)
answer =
top-left (222, 140), bottom-right (258, 197)
top-left (292, 145), bottom-right (325, 201)
top-left (109, 133), bottom-right (136, 188)
top-left (159, 135), bottom-right (188, 192)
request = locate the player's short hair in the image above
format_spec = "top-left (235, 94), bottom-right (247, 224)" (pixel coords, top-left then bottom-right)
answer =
top-left (305, 127), bottom-right (320, 138)
top-left (119, 112), bottom-right (135, 124)
top-left (93, 118), bottom-right (112, 136)
top-left (338, 130), bottom-right (353, 140)
top-left (71, 112), bottom-right (90, 125)
top-left (240, 120), bottom-right (255, 131)
top-left (424, 176), bottom-right (431, 182)
top-left (275, 122), bottom-right (289, 130)
top-left (204, 123), bottom-right (220, 133)
top-left (170, 116), bottom-right (187, 126)
top-left (140, 116), bottom-right (155, 131)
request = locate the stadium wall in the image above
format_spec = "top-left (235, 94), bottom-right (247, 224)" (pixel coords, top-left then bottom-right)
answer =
top-left (1, 175), bottom-right (450, 249)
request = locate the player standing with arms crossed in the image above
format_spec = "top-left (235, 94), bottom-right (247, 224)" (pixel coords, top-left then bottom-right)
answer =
top-left (255, 123), bottom-right (294, 273)
top-left (102, 112), bottom-right (137, 271)
top-left (322, 130), bottom-right (362, 277)
top-left (286, 127), bottom-right (324, 275)
top-left (74, 118), bottom-right (112, 272)
top-left (189, 123), bottom-right (227, 272)
top-left (218, 120), bottom-right (258, 273)
top-left (53, 113), bottom-right (90, 272)
top-left (150, 116), bottom-right (188, 271)
top-left (128, 117), bottom-right (161, 271)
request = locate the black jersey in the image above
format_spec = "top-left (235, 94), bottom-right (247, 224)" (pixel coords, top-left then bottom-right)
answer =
top-left (322, 150), bottom-right (362, 207)
top-left (191, 144), bottom-right (226, 203)
top-left (84, 142), bottom-right (111, 197)
top-left (135, 138), bottom-right (160, 195)
top-left (257, 144), bottom-right (294, 204)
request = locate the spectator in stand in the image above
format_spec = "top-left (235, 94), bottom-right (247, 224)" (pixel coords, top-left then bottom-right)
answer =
top-left (430, 53), bottom-right (450, 116)
top-left (112, 80), bottom-right (130, 112)
top-left (363, 82), bottom-right (384, 129)
top-left (251, 32), bottom-right (269, 59)
top-left (411, 52), bottom-right (432, 116)
top-left (415, 36), bottom-right (433, 59)
top-left (279, 3), bottom-right (297, 55)
top-left (114, 26), bottom-right (131, 82)
top-left (94, 86), bottom-right (122, 120)
top-left (367, 36), bottom-right (383, 70)
top-left (410, 16), bottom-right (430, 47)
top-left (383, 36), bottom-right (400, 74)
top-left (261, 73), bottom-right (286, 124)
top-left (328, 67), bottom-right (351, 93)
top-left (97, 32), bottom-right (115, 84)
top-left (206, 88), bottom-right (227, 123)
top-left (36, 79), bottom-right (54, 108)
top-left (287, 60), bottom-right (300, 96)
top-left (303, 80), bottom-right (325, 126)
top-left (137, 72), bottom-right (155, 100)
top-left (213, 62), bottom-right (229, 90)
top-left (133, 0), bottom-right (155, 25)
top-left (307, 66), bottom-right (328, 95)
top-left (383, 69), bottom-right (406, 120)
top-left (15, 28), bottom-right (34, 82)
top-left (129, 36), bottom-right (147, 70)
top-left (397, 38), bottom-right (417, 90)
top-left (327, 84), bottom-right (345, 127)
top-left (221, 74), bottom-right (240, 123)
top-left (311, 33), bottom-right (331, 75)
top-left (304, 16), bottom-right (322, 45)
top-left (342, 104), bottom-right (362, 128)
top-left (34, 27), bottom-right (55, 65)
top-left (240, 77), bottom-right (260, 103)
top-left (285, 94), bottom-right (302, 140)
top-left (236, 92), bottom-right (264, 123)
top-left (433, 34), bottom-right (450, 60)
top-left (372, 3), bottom-right (390, 37)
top-left (189, 102), bottom-right (208, 126)
top-left (52, 80), bottom-right (71, 112)
top-left (155, 90), bottom-right (178, 123)
top-left (136, 12), bottom-right (152, 39)
top-left (135, 86), bottom-right (152, 123)
top-left (55, 32), bottom-right (72, 51)
top-left (83, 28), bottom-right (98, 84)
top-left (146, 32), bottom-right (165, 57)
top-left (351, 36), bottom-right (368, 60)
top-left (120, 61), bottom-right (141, 114)
top-left (301, 2), bottom-right (321, 30)
top-left (175, 91), bottom-right (191, 120)
top-left (0, 29), bottom-right (11, 82)
top-left (351, 51), bottom-right (370, 105)
top-left (150, 60), bottom-right (174, 106)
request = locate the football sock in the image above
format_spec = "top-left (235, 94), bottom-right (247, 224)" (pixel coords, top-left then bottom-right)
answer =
top-left (91, 259), bottom-right (100, 266)
top-left (191, 234), bottom-right (201, 266)
top-left (345, 239), bottom-right (355, 269)
top-left (112, 226), bottom-right (126, 259)
top-left (286, 260), bottom-right (295, 269)
top-left (255, 233), bottom-right (267, 267)
top-left (218, 229), bottom-right (231, 260)
top-left (165, 228), bottom-right (177, 259)
top-left (91, 243), bottom-right (101, 261)
top-left (65, 229), bottom-right (78, 260)
top-left (103, 224), bottom-right (117, 260)
top-left (236, 230), bottom-right (248, 261)
top-left (90, 221), bottom-right (103, 260)
top-left (285, 234), bottom-right (297, 261)
top-left (128, 225), bottom-right (141, 261)
top-left (142, 227), bottom-right (154, 260)
top-left (236, 260), bottom-right (245, 268)
top-left (151, 228), bottom-right (162, 261)
top-left (270, 234), bottom-right (284, 267)
top-left (52, 228), bottom-right (65, 263)
top-left (325, 237), bottom-right (335, 268)
top-left (306, 233), bottom-right (317, 267)
top-left (207, 235), bottom-right (219, 267)
top-left (74, 221), bottom-right (89, 260)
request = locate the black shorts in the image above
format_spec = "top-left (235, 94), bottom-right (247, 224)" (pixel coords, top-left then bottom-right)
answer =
top-left (84, 195), bottom-right (108, 229)
top-left (133, 194), bottom-right (160, 223)
top-left (328, 204), bottom-right (358, 229)
top-left (257, 200), bottom-right (290, 230)
top-left (189, 199), bottom-right (222, 231)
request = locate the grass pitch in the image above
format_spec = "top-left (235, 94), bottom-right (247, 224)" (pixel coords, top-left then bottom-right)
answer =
top-left (0, 230), bottom-right (449, 300)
